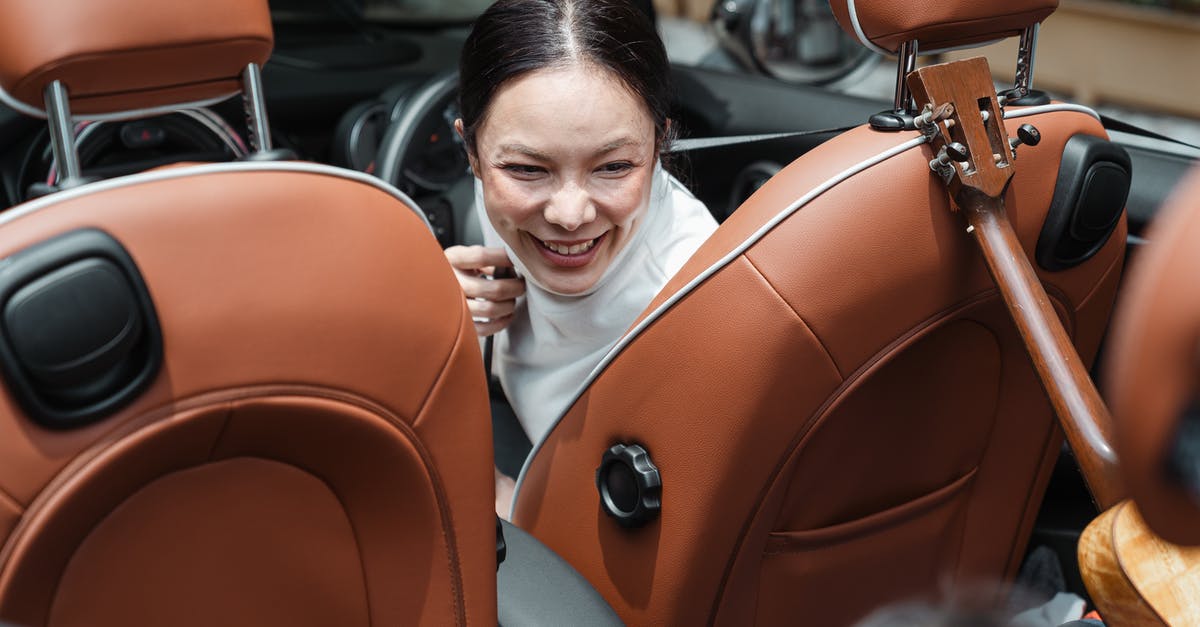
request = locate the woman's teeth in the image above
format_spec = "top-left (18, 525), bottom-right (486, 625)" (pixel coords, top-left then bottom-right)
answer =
top-left (542, 238), bottom-right (597, 255)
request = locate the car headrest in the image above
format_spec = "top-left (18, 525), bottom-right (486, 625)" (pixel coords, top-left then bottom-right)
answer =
top-left (829, 0), bottom-right (1058, 55)
top-left (1106, 167), bottom-right (1200, 545)
top-left (0, 0), bottom-right (273, 119)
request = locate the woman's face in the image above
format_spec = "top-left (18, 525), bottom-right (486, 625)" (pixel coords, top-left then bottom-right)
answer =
top-left (464, 64), bottom-right (657, 295)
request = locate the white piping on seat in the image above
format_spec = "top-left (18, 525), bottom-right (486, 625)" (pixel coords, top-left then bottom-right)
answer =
top-left (845, 0), bottom-right (891, 56)
top-left (0, 84), bottom-right (239, 123)
top-left (1006, 103), bottom-right (1100, 122)
top-left (509, 102), bottom-right (1103, 512)
top-left (0, 160), bottom-right (433, 232)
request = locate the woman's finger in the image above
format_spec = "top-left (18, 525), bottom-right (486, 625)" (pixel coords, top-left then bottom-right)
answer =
top-left (468, 296), bottom-right (516, 321)
top-left (474, 315), bottom-right (513, 338)
top-left (457, 274), bottom-right (526, 301)
top-left (495, 470), bottom-right (516, 520)
top-left (445, 245), bottom-right (513, 271)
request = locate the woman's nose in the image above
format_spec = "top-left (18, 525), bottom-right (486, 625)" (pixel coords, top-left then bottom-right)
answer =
top-left (543, 183), bottom-right (596, 231)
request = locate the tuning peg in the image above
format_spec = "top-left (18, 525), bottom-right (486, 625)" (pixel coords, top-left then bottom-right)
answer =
top-left (929, 142), bottom-right (970, 177)
top-left (1018, 124), bottom-right (1041, 146)
top-left (1008, 124), bottom-right (1041, 158)
top-left (913, 103), bottom-right (955, 130)
top-left (934, 142), bottom-right (970, 166)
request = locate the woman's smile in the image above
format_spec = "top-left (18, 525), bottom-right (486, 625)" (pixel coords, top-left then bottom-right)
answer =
top-left (530, 232), bottom-right (608, 268)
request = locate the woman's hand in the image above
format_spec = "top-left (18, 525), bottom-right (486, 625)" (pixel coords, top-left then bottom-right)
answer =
top-left (495, 467), bottom-right (516, 520)
top-left (444, 245), bottom-right (526, 337)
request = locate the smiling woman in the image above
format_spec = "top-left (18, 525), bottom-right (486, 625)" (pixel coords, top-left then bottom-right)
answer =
top-left (444, 0), bottom-right (716, 516)
top-left (469, 65), bottom-right (657, 295)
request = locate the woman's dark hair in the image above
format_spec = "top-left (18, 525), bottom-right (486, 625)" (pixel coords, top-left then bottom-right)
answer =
top-left (458, 0), bottom-right (673, 156)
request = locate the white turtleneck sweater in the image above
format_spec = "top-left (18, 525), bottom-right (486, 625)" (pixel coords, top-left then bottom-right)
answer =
top-left (476, 163), bottom-right (716, 447)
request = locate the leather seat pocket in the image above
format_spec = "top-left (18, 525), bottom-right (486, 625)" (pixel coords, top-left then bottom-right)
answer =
top-left (754, 470), bottom-right (977, 625)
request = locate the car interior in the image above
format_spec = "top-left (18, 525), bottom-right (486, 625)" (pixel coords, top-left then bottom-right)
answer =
top-left (0, 0), bottom-right (1195, 625)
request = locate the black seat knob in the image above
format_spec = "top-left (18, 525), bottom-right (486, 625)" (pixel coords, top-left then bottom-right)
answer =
top-left (596, 443), bottom-right (661, 528)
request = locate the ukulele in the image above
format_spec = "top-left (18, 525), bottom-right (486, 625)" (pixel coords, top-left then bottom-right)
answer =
top-left (907, 57), bottom-right (1200, 626)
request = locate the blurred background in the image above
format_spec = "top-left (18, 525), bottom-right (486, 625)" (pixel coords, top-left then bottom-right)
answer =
top-left (653, 0), bottom-right (1200, 145)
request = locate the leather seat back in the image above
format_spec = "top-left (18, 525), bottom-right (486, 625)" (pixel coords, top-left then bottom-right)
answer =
top-left (511, 2), bottom-right (1126, 624)
top-left (0, 3), bottom-right (496, 626)
top-left (1106, 168), bottom-right (1200, 546)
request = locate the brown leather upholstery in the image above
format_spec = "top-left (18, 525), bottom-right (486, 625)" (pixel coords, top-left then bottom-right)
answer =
top-left (1106, 168), bottom-right (1200, 546)
top-left (512, 107), bottom-right (1125, 625)
top-left (829, 0), bottom-right (1057, 53)
top-left (0, 166), bottom-right (496, 626)
top-left (0, 0), bottom-right (272, 115)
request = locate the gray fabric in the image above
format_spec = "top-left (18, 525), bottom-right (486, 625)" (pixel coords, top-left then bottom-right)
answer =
top-left (497, 520), bottom-right (623, 626)
top-left (1010, 593), bottom-right (1087, 627)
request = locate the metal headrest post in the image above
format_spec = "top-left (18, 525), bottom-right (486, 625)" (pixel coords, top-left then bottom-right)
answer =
top-left (44, 81), bottom-right (83, 187)
top-left (893, 40), bottom-right (919, 114)
top-left (869, 39), bottom-right (919, 132)
top-left (242, 62), bottom-right (273, 154)
top-left (240, 62), bottom-right (296, 160)
top-left (1014, 24), bottom-right (1039, 98)
top-left (1002, 24), bottom-right (1051, 106)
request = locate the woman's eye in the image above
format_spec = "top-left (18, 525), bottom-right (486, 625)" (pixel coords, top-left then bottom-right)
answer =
top-left (597, 162), bottom-right (633, 175)
top-left (503, 164), bottom-right (545, 178)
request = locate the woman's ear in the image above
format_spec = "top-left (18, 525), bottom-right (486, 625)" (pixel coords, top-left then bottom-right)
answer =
top-left (455, 118), bottom-right (479, 175)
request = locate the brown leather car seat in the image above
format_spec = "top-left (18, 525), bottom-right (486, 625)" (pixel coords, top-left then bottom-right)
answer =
top-left (510, 1), bottom-right (1127, 624)
top-left (0, 1), bottom-right (495, 626)
top-left (1106, 168), bottom-right (1200, 546)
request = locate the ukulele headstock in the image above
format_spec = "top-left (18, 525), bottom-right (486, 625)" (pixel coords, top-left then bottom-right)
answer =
top-left (905, 56), bottom-right (1040, 209)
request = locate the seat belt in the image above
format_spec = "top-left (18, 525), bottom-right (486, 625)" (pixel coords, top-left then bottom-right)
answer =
top-left (666, 126), bottom-right (855, 153)
top-left (1099, 114), bottom-right (1200, 152)
top-left (667, 115), bottom-right (1200, 154)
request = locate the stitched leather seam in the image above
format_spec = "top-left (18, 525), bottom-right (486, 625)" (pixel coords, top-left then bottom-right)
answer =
top-left (0, 385), bottom-right (457, 625)
top-left (1072, 248), bottom-right (1125, 316)
top-left (411, 316), bottom-right (473, 627)
top-left (40, 405), bottom-right (231, 624)
top-left (411, 296), bottom-right (468, 431)
top-left (710, 288), bottom-right (1007, 621)
top-left (11, 36), bottom-right (271, 98)
top-left (741, 254), bottom-right (843, 382)
top-left (0, 487), bottom-right (22, 517)
top-left (761, 468), bottom-right (978, 554)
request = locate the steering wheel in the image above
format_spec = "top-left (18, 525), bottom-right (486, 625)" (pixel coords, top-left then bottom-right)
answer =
top-left (375, 71), bottom-right (481, 248)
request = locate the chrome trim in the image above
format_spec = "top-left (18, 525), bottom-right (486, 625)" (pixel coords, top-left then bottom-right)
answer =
top-left (241, 63), bottom-right (272, 153)
top-left (894, 39), bottom-right (918, 113)
top-left (44, 81), bottom-right (82, 185)
top-left (1014, 24), bottom-right (1040, 98)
